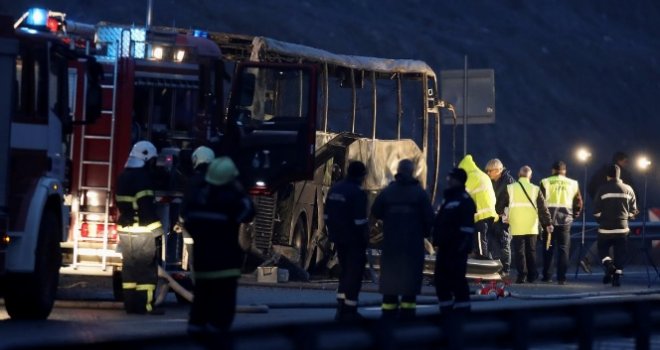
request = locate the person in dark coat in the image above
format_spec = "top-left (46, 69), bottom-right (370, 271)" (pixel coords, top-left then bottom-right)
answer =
top-left (485, 158), bottom-right (515, 276)
top-left (587, 152), bottom-right (636, 200)
top-left (175, 146), bottom-right (216, 271)
top-left (593, 164), bottom-right (638, 287)
top-left (371, 159), bottom-right (434, 320)
top-left (324, 161), bottom-right (369, 321)
top-left (182, 156), bottom-right (255, 337)
top-left (115, 141), bottom-right (165, 315)
top-left (433, 168), bottom-right (476, 313)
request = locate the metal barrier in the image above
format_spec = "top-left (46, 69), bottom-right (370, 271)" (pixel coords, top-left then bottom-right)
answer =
top-left (16, 298), bottom-right (660, 350)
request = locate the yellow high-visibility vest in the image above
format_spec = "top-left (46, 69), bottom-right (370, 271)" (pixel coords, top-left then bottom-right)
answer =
top-left (541, 175), bottom-right (579, 208)
top-left (507, 178), bottom-right (540, 236)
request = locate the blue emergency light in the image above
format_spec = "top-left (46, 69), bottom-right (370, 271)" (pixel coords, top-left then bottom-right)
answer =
top-left (26, 8), bottom-right (48, 27)
top-left (193, 29), bottom-right (208, 38)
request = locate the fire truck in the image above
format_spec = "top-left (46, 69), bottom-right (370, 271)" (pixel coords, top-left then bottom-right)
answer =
top-left (10, 10), bottom-right (231, 275)
top-left (0, 10), bottom-right (102, 319)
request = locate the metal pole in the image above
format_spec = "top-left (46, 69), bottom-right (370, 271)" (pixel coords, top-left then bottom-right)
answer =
top-left (581, 166), bottom-right (587, 246)
top-left (642, 173), bottom-right (650, 287)
top-left (463, 55), bottom-right (468, 156)
top-left (146, 0), bottom-right (153, 28)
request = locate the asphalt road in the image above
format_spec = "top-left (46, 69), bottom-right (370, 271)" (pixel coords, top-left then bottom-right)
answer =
top-left (1, 266), bottom-right (660, 349)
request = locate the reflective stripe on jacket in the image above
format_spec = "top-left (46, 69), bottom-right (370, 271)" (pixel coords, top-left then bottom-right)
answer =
top-left (458, 155), bottom-right (498, 222)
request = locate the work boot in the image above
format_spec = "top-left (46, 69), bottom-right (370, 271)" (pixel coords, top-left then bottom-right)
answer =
top-left (580, 258), bottom-right (593, 274)
top-left (612, 270), bottom-right (622, 287)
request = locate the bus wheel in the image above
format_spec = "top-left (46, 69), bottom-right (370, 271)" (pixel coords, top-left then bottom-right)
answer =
top-left (292, 217), bottom-right (308, 270)
top-left (5, 210), bottom-right (61, 320)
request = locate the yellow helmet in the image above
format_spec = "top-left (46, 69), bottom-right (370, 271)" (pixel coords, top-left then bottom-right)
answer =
top-left (205, 157), bottom-right (239, 186)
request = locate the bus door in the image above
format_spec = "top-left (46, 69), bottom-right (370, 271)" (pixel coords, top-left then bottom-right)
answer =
top-left (226, 63), bottom-right (317, 194)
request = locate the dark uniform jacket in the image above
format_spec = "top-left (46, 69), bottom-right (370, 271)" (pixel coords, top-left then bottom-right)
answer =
top-left (115, 167), bottom-right (163, 235)
top-left (588, 164), bottom-right (635, 200)
top-left (371, 175), bottom-right (434, 296)
top-left (324, 178), bottom-right (369, 244)
top-left (593, 179), bottom-right (638, 237)
top-left (493, 169), bottom-right (515, 201)
top-left (182, 182), bottom-right (255, 274)
top-left (433, 186), bottom-right (477, 247)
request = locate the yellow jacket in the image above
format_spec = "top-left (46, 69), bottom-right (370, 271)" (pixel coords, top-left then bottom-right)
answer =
top-left (458, 155), bottom-right (498, 222)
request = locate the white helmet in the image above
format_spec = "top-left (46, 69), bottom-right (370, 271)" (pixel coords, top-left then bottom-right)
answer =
top-left (125, 141), bottom-right (157, 168)
top-left (191, 146), bottom-right (215, 169)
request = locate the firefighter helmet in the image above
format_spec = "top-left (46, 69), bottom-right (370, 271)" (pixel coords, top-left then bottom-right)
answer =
top-left (205, 157), bottom-right (239, 186)
top-left (191, 146), bottom-right (215, 168)
top-left (125, 141), bottom-right (157, 168)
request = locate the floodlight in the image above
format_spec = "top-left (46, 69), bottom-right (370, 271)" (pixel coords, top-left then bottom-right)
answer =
top-left (637, 156), bottom-right (651, 171)
top-left (576, 148), bottom-right (591, 163)
top-left (152, 46), bottom-right (164, 60)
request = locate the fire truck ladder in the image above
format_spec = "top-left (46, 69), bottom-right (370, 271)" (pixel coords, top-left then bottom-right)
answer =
top-left (71, 56), bottom-right (120, 271)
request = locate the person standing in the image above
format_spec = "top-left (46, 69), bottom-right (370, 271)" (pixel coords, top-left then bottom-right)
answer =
top-left (458, 155), bottom-right (499, 259)
top-left (175, 146), bottom-right (216, 270)
top-left (182, 157), bottom-right (255, 336)
top-left (485, 158), bottom-right (515, 276)
top-left (540, 161), bottom-right (583, 285)
top-left (324, 161), bottom-right (369, 321)
top-left (433, 168), bottom-right (476, 313)
top-left (593, 164), bottom-right (638, 287)
top-left (497, 166), bottom-right (553, 284)
top-left (115, 141), bottom-right (165, 314)
top-left (587, 152), bottom-right (636, 200)
top-left (371, 159), bottom-right (434, 320)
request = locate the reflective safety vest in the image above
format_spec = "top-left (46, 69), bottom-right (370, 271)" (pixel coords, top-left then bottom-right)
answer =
top-left (541, 175), bottom-right (579, 209)
top-left (507, 178), bottom-right (540, 236)
top-left (465, 174), bottom-right (498, 222)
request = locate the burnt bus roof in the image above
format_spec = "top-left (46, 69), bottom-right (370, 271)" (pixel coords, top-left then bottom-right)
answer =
top-left (249, 36), bottom-right (436, 77)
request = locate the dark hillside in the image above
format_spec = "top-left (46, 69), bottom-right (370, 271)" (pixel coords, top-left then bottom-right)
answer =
top-left (4, 0), bottom-right (660, 206)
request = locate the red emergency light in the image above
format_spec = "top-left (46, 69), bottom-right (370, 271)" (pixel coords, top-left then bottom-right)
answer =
top-left (46, 17), bottom-right (59, 32)
top-left (80, 222), bottom-right (118, 241)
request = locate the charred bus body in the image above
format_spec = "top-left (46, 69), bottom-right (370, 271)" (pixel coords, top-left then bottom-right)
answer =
top-left (222, 37), bottom-right (443, 273)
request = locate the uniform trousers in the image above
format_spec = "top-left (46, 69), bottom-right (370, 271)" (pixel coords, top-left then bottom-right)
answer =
top-left (435, 233), bottom-right (472, 308)
top-left (335, 241), bottom-right (367, 304)
top-left (118, 232), bottom-right (159, 314)
top-left (542, 224), bottom-right (571, 282)
top-left (512, 234), bottom-right (538, 282)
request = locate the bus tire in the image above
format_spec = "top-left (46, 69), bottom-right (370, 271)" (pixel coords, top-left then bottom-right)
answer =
top-left (5, 210), bottom-right (61, 320)
top-left (292, 217), bottom-right (308, 270)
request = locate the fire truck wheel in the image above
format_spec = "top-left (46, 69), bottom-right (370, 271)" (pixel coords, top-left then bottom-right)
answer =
top-left (5, 210), bottom-right (61, 320)
top-left (112, 267), bottom-right (123, 301)
top-left (292, 217), bottom-right (309, 270)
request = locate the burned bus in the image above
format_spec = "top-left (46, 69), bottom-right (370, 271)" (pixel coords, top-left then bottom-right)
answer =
top-left (222, 37), bottom-right (443, 274)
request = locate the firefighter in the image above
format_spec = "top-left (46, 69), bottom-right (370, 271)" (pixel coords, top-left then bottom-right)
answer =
top-left (324, 161), bottom-right (369, 321)
top-left (458, 155), bottom-right (499, 259)
top-left (371, 159), bottom-right (434, 320)
top-left (182, 156), bottom-right (255, 335)
top-left (115, 140), bottom-right (165, 314)
top-left (593, 164), bottom-right (638, 287)
top-left (540, 161), bottom-right (583, 285)
top-left (496, 166), bottom-right (553, 284)
top-left (433, 168), bottom-right (476, 313)
top-left (485, 158), bottom-right (515, 276)
top-left (175, 146), bottom-right (216, 270)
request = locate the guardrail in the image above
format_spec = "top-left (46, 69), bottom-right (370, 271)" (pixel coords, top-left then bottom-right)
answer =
top-left (20, 298), bottom-right (660, 350)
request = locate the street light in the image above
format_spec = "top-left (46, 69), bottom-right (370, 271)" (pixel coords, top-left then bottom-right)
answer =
top-left (636, 155), bottom-right (658, 287)
top-left (574, 147), bottom-right (591, 279)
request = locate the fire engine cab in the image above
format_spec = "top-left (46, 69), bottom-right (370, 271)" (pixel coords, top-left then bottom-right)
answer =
top-left (0, 9), bottom-right (102, 319)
